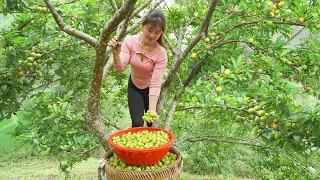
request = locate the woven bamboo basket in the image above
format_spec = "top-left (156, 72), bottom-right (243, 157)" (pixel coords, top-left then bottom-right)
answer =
top-left (103, 146), bottom-right (183, 180)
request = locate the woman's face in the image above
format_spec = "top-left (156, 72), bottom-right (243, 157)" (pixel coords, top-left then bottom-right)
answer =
top-left (140, 24), bottom-right (163, 45)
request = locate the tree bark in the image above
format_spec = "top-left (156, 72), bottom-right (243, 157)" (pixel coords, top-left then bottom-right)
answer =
top-left (86, 0), bottom-right (138, 151)
top-left (45, 0), bottom-right (140, 151)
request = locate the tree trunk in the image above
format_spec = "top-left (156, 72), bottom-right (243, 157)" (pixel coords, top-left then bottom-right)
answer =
top-left (153, 85), bottom-right (169, 128)
top-left (86, 48), bottom-right (111, 151)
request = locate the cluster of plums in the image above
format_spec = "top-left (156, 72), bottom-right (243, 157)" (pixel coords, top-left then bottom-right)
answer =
top-left (112, 130), bottom-right (170, 149)
top-left (108, 152), bottom-right (177, 171)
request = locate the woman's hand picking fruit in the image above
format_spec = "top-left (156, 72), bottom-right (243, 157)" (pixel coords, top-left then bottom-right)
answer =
top-left (142, 110), bottom-right (157, 123)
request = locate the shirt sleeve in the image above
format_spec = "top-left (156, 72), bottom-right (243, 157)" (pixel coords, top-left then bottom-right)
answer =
top-left (113, 37), bottom-right (131, 73)
top-left (149, 50), bottom-right (168, 96)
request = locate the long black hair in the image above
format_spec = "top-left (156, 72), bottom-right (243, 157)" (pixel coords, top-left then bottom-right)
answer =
top-left (142, 10), bottom-right (166, 47)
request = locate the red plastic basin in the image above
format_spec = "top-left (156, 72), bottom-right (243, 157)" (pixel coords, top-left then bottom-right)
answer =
top-left (108, 127), bottom-right (175, 166)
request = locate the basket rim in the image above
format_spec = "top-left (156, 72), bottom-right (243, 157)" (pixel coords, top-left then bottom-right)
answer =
top-left (108, 127), bottom-right (175, 152)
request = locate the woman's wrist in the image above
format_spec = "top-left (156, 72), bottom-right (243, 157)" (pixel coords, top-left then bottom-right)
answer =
top-left (148, 109), bottom-right (157, 114)
top-left (112, 50), bottom-right (119, 55)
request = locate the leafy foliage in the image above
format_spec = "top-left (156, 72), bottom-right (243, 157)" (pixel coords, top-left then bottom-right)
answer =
top-left (1, 0), bottom-right (320, 178)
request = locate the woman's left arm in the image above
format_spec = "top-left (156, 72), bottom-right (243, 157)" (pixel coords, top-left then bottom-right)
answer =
top-left (148, 96), bottom-right (159, 113)
top-left (148, 51), bottom-right (168, 113)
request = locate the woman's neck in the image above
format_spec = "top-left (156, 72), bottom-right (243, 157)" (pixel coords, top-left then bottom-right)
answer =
top-left (139, 34), bottom-right (157, 49)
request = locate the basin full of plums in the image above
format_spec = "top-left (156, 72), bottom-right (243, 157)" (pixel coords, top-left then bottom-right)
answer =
top-left (107, 150), bottom-right (177, 171)
top-left (108, 127), bottom-right (175, 166)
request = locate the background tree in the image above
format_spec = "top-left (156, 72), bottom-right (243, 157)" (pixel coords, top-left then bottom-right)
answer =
top-left (1, 0), bottom-right (319, 178)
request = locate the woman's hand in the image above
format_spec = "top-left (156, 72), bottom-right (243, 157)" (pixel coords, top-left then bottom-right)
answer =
top-left (107, 36), bottom-right (122, 53)
top-left (142, 110), bottom-right (158, 123)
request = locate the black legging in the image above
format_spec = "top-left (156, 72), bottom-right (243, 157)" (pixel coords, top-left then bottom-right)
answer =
top-left (128, 76), bottom-right (152, 127)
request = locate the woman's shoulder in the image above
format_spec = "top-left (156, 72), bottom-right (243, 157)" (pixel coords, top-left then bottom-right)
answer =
top-left (152, 45), bottom-right (167, 62)
top-left (155, 44), bottom-right (167, 57)
top-left (123, 34), bottom-right (139, 49)
top-left (124, 34), bottom-right (139, 42)
top-left (158, 45), bottom-right (167, 54)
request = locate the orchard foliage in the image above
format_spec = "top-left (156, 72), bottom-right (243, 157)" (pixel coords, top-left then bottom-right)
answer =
top-left (0, 0), bottom-right (320, 178)
top-left (0, 0), bottom-right (125, 172)
top-left (167, 0), bottom-right (319, 178)
top-left (0, 0), bottom-right (113, 120)
top-left (170, 0), bottom-right (320, 150)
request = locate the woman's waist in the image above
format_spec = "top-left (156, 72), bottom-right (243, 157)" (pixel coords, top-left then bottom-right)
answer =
top-left (129, 74), bottom-right (151, 90)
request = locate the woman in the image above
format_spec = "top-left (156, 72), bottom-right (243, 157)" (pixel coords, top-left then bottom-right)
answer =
top-left (107, 10), bottom-right (168, 127)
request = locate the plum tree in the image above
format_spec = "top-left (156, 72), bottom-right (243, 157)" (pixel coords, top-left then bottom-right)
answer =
top-left (1, 0), bottom-right (319, 178)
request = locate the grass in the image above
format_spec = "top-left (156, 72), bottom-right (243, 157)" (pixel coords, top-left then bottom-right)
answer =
top-left (0, 144), bottom-right (250, 180)
top-left (0, 157), bottom-right (250, 180)
top-left (0, 118), bottom-right (18, 145)
top-left (0, 112), bottom-right (25, 145)
top-left (0, 157), bottom-right (99, 180)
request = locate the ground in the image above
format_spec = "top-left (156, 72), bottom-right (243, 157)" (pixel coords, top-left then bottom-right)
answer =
top-left (0, 155), bottom-right (249, 180)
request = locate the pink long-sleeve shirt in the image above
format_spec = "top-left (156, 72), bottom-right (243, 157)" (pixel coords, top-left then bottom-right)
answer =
top-left (113, 34), bottom-right (168, 96)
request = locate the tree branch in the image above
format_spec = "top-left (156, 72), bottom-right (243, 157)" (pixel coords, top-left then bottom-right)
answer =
top-left (174, 136), bottom-right (263, 147)
top-left (281, 153), bottom-right (320, 178)
top-left (45, 42), bottom-right (87, 55)
top-left (85, 0), bottom-right (138, 152)
top-left (177, 25), bottom-right (184, 51)
top-left (224, 20), bottom-right (260, 34)
top-left (285, 27), bottom-right (306, 45)
top-left (98, 0), bottom-right (138, 47)
top-left (211, 39), bottom-right (268, 51)
top-left (181, 0), bottom-right (219, 56)
top-left (100, 114), bottom-right (122, 130)
top-left (211, 18), bottom-right (225, 28)
top-left (129, 0), bottom-right (153, 20)
top-left (164, 60), bottom-right (205, 130)
top-left (185, 16), bottom-right (199, 28)
top-left (163, 34), bottom-right (176, 56)
top-left (181, 104), bottom-right (248, 113)
top-left (215, 8), bottom-right (314, 27)
top-left (44, 0), bottom-right (98, 48)
top-left (273, 20), bottom-right (308, 26)
top-left (176, 16), bottom-right (199, 50)
top-left (163, 0), bottom-right (220, 89)
top-left (213, 20), bottom-right (306, 47)
top-left (125, 0), bottom-right (164, 34)
top-left (108, 0), bottom-right (118, 12)
top-left (18, 17), bottom-right (36, 31)
top-left (56, 0), bottom-right (78, 6)
top-left (155, 0), bottom-right (220, 128)
top-left (182, 61), bottom-right (205, 88)
top-left (78, 145), bottom-right (101, 157)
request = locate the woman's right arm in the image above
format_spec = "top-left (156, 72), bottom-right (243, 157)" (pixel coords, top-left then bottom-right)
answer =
top-left (108, 36), bottom-right (130, 73)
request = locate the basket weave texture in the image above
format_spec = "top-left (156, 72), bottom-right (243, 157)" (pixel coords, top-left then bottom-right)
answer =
top-left (104, 146), bottom-right (183, 180)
